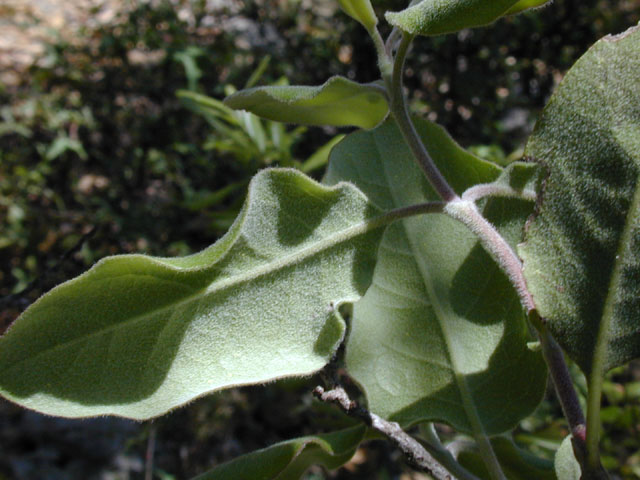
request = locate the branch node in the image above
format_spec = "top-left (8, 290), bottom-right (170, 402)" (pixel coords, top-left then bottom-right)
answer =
top-left (314, 384), bottom-right (455, 480)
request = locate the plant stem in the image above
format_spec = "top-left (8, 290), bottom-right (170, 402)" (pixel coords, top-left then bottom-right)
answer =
top-left (387, 33), bottom-right (458, 202)
top-left (461, 183), bottom-right (537, 202)
top-left (314, 386), bottom-right (457, 480)
top-left (445, 200), bottom-right (535, 311)
top-left (586, 372), bottom-right (603, 468)
top-left (378, 21), bottom-right (606, 480)
top-left (384, 32), bottom-right (504, 479)
top-left (361, 201), bottom-right (445, 233)
top-left (418, 425), bottom-right (482, 480)
top-left (370, 27), bottom-right (393, 79)
top-left (446, 200), bottom-right (609, 478)
top-left (538, 325), bottom-right (587, 435)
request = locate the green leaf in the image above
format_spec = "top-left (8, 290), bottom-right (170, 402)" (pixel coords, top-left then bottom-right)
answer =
top-left (0, 169), bottom-right (385, 420)
top-left (337, 0), bottom-right (378, 32)
top-left (385, 0), bottom-right (522, 37)
top-left (554, 436), bottom-right (581, 480)
top-left (325, 118), bottom-right (547, 435)
top-left (224, 76), bottom-right (388, 129)
top-left (192, 425), bottom-right (366, 480)
top-left (456, 436), bottom-right (556, 480)
top-left (519, 25), bottom-right (640, 376)
top-left (462, 161), bottom-right (544, 202)
top-left (178, 89), bottom-right (236, 121)
top-left (45, 135), bottom-right (88, 161)
top-left (491, 161), bottom-right (544, 196)
top-left (504, 0), bottom-right (552, 15)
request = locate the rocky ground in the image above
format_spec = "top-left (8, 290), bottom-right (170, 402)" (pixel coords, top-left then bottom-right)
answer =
top-left (0, 0), bottom-right (125, 86)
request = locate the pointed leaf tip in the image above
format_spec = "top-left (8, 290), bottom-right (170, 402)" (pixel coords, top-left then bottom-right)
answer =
top-left (0, 169), bottom-right (385, 420)
top-left (337, 0), bottom-right (378, 31)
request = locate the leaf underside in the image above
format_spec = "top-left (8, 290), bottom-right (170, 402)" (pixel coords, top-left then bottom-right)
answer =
top-left (325, 118), bottom-right (547, 435)
top-left (520, 25), bottom-right (640, 375)
top-left (0, 169), bottom-right (384, 420)
top-left (554, 435), bottom-right (581, 480)
top-left (456, 435), bottom-right (556, 480)
top-left (193, 425), bottom-right (366, 480)
top-left (224, 76), bottom-right (388, 129)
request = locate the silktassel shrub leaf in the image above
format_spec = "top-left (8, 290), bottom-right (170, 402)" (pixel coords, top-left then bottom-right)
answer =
top-left (224, 76), bottom-right (388, 129)
top-left (0, 169), bottom-right (384, 420)
top-left (337, 0), bottom-right (378, 32)
top-left (554, 436), bottom-right (581, 480)
top-left (456, 436), bottom-right (556, 479)
top-left (192, 425), bottom-right (366, 480)
top-left (519, 25), bottom-right (640, 376)
top-left (385, 0), bottom-right (523, 37)
top-left (462, 161), bottom-right (544, 202)
top-left (324, 119), bottom-right (547, 435)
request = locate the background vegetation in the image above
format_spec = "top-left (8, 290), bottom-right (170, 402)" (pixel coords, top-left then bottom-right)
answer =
top-left (1, 0), bottom-right (639, 478)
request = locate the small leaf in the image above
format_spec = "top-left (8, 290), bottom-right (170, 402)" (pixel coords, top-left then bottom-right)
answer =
top-left (325, 118), bottom-right (547, 435)
top-left (463, 161), bottom-right (545, 202)
top-left (385, 0), bottom-right (522, 37)
top-left (456, 436), bottom-right (556, 480)
top-left (224, 76), bottom-right (388, 129)
top-left (178, 89), bottom-right (238, 123)
top-left (491, 161), bottom-right (544, 197)
top-left (505, 0), bottom-right (552, 15)
top-left (0, 169), bottom-right (385, 419)
top-left (554, 436), bottom-right (581, 480)
top-left (45, 136), bottom-right (88, 161)
top-left (192, 425), bottom-right (366, 480)
top-left (337, 0), bottom-right (378, 32)
top-left (519, 25), bottom-right (640, 375)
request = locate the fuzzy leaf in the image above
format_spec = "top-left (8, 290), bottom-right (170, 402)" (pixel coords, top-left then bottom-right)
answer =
top-left (337, 0), bottom-right (378, 31)
top-left (554, 436), bottom-right (581, 480)
top-left (462, 161), bottom-right (544, 202)
top-left (519, 25), bottom-right (640, 375)
top-left (385, 0), bottom-right (522, 37)
top-left (325, 119), bottom-right (547, 435)
top-left (456, 436), bottom-right (556, 480)
top-left (224, 76), bottom-right (388, 129)
top-left (0, 169), bottom-right (384, 420)
top-left (193, 425), bottom-right (366, 480)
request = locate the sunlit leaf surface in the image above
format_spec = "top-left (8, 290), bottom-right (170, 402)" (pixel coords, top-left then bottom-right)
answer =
top-left (224, 76), bottom-right (388, 129)
top-left (0, 169), bottom-right (384, 419)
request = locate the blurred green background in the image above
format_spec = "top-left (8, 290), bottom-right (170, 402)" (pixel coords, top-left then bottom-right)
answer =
top-left (1, 0), bottom-right (639, 478)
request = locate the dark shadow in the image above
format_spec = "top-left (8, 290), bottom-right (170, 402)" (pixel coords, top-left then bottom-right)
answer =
top-left (450, 196), bottom-right (534, 325)
top-left (387, 294), bottom-right (547, 435)
top-left (274, 174), bottom-right (335, 247)
top-left (524, 111), bottom-right (639, 373)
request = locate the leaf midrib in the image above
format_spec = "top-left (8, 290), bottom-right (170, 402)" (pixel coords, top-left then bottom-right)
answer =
top-left (377, 136), bottom-right (488, 435)
top-left (4, 213), bottom-right (382, 371)
top-left (591, 171), bottom-right (640, 378)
